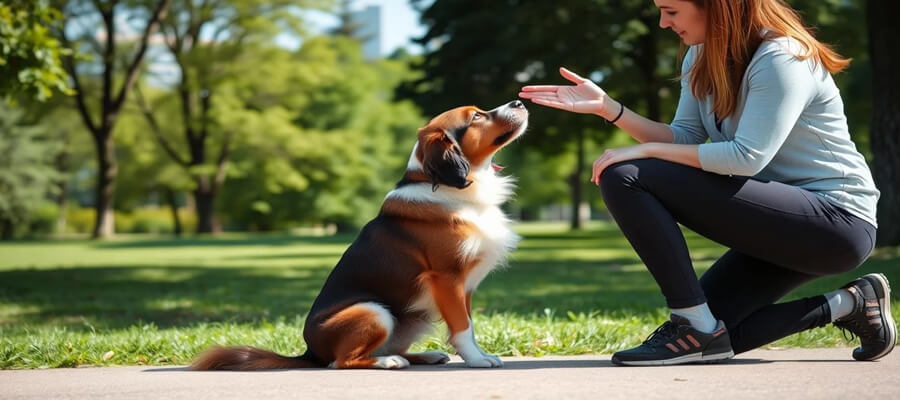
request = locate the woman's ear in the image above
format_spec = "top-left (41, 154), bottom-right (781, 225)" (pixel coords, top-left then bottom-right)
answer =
top-left (417, 129), bottom-right (471, 190)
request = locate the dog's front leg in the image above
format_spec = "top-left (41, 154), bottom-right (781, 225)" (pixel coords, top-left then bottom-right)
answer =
top-left (449, 317), bottom-right (502, 368)
top-left (426, 276), bottom-right (502, 368)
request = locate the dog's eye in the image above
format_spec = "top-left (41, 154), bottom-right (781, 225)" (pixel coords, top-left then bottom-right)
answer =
top-left (472, 113), bottom-right (483, 121)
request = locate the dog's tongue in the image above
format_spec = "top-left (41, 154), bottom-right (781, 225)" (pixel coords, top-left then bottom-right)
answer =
top-left (491, 162), bottom-right (505, 172)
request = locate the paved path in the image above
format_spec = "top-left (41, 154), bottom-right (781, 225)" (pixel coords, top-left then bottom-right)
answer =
top-left (2, 348), bottom-right (898, 399)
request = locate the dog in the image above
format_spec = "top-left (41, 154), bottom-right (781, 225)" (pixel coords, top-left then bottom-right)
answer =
top-left (191, 100), bottom-right (528, 370)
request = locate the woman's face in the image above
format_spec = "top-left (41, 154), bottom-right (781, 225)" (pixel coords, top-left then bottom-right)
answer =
top-left (654, 0), bottom-right (707, 45)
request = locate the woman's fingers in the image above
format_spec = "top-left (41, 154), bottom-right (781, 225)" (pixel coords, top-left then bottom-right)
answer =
top-left (592, 157), bottom-right (606, 185)
top-left (593, 160), bottom-right (608, 185)
top-left (520, 85), bottom-right (560, 92)
top-left (559, 67), bottom-right (586, 84)
top-left (519, 92), bottom-right (558, 101)
top-left (592, 152), bottom-right (614, 184)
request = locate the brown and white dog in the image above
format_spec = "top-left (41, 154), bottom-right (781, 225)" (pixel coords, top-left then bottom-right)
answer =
top-left (192, 100), bottom-right (528, 370)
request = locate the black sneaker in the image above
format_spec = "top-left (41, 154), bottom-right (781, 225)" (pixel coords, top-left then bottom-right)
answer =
top-left (833, 273), bottom-right (896, 361)
top-left (611, 315), bottom-right (734, 366)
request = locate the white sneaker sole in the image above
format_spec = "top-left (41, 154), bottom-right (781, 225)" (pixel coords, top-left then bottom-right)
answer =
top-left (867, 273), bottom-right (896, 361)
top-left (614, 350), bottom-right (735, 366)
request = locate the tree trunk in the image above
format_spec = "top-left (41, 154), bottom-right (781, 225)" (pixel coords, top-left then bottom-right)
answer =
top-left (60, 0), bottom-right (172, 240)
top-left (519, 207), bottom-right (538, 221)
top-left (1, 219), bottom-right (13, 240)
top-left (194, 185), bottom-right (218, 234)
top-left (569, 130), bottom-right (585, 230)
top-left (92, 131), bottom-right (116, 238)
top-left (335, 221), bottom-right (356, 234)
top-left (867, 1), bottom-right (900, 246)
top-left (55, 150), bottom-right (69, 235)
top-left (55, 180), bottom-right (68, 235)
top-left (165, 188), bottom-right (182, 237)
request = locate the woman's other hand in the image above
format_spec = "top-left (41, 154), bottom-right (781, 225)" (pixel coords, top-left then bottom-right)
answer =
top-left (591, 144), bottom-right (652, 185)
top-left (519, 67), bottom-right (618, 119)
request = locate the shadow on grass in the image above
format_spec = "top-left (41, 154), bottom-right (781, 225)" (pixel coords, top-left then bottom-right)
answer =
top-left (0, 258), bottom-right (671, 331)
top-left (0, 265), bottom-right (331, 330)
top-left (90, 233), bottom-right (360, 249)
top-left (2, 225), bottom-right (897, 333)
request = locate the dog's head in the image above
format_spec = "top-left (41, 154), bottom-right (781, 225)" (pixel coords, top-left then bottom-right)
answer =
top-left (414, 100), bottom-right (528, 190)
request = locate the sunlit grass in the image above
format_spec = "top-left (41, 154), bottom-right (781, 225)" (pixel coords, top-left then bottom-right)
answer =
top-left (1, 221), bottom-right (898, 368)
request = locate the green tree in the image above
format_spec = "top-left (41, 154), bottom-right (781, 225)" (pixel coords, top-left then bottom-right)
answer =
top-left (112, 100), bottom-right (192, 235)
top-left (16, 95), bottom-right (94, 235)
top-left (216, 37), bottom-right (424, 231)
top-left (0, 103), bottom-right (61, 239)
top-left (0, 0), bottom-right (72, 101)
top-left (54, 0), bottom-right (172, 238)
top-left (133, 0), bottom-right (329, 233)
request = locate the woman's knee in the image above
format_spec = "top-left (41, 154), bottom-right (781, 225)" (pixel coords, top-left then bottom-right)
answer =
top-left (819, 246), bottom-right (871, 275)
top-left (599, 158), bottom-right (673, 196)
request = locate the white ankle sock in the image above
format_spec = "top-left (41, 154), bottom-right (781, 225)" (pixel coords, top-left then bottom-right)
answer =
top-left (825, 289), bottom-right (856, 321)
top-left (671, 303), bottom-right (718, 334)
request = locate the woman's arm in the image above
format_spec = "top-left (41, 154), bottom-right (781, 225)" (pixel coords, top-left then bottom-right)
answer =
top-left (518, 67), bottom-right (677, 143)
top-left (599, 100), bottom-right (677, 144)
top-left (592, 42), bottom-right (819, 183)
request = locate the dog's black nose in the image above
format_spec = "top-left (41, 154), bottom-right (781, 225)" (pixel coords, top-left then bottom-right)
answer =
top-left (509, 100), bottom-right (524, 108)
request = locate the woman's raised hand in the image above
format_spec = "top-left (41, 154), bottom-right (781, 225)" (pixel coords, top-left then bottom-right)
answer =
top-left (519, 67), bottom-right (613, 117)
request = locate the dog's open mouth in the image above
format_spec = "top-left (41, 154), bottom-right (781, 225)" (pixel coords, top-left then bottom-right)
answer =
top-left (491, 162), bottom-right (505, 172)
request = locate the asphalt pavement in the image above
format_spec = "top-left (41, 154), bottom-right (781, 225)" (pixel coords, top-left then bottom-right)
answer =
top-left (2, 347), bottom-right (898, 399)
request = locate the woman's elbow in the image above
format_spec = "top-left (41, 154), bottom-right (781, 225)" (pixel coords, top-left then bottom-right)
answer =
top-left (725, 159), bottom-right (768, 177)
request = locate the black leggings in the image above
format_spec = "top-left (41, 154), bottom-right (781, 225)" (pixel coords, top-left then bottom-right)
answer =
top-left (599, 159), bottom-right (877, 354)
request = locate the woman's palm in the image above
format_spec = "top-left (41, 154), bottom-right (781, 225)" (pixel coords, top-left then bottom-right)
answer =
top-left (557, 84), bottom-right (606, 114)
top-left (519, 67), bottom-right (609, 115)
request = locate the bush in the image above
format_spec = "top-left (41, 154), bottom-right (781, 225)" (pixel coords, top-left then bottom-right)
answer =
top-left (117, 207), bottom-right (196, 234)
top-left (26, 202), bottom-right (59, 235)
top-left (1, 204), bottom-right (200, 238)
top-left (123, 208), bottom-right (188, 234)
top-left (65, 207), bottom-right (95, 234)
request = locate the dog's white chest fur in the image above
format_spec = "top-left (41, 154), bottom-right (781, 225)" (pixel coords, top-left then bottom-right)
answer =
top-left (391, 161), bottom-right (521, 316)
top-left (456, 205), bottom-right (519, 292)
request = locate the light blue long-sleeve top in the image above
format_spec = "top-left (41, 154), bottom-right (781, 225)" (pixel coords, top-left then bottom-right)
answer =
top-left (669, 37), bottom-right (879, 227)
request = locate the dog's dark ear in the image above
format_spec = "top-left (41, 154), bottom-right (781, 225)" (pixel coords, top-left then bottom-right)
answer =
top-left (417, 129), bottom-right (471, 190)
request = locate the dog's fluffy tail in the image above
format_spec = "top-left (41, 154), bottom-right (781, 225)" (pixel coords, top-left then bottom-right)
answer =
top-left (191, 346), bottom-right (320, 371)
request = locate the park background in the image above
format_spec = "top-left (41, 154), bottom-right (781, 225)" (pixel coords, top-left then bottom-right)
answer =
top-left (1, 0), bottom-right (897, 368)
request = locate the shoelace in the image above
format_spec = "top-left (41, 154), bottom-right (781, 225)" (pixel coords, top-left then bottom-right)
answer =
top-left (836, 310), bottom-right (876, 342)
top-left (643, 321), bottom-right (681, 345)
top-left (838, 326), bottom-right (857, 342)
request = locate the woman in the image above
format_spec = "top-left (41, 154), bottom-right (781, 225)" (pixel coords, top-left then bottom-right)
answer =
top-left (519, 0), bottom-right (894, 366)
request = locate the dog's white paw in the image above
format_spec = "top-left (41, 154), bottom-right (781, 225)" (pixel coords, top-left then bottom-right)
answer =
top-left (416, 351), bottom-right (451, 364)
top-left (373, 355), bottom-right (410, 369)
top-left (463, 354), bottom-right (503, 368)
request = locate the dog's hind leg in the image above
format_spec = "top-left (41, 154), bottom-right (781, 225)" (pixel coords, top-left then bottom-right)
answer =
top-left (319, 302), bottom-right (409, 369)
top-left (402, 351), bottom-right (451, 365)
top-left (386, 318), bottom-right (450, 365)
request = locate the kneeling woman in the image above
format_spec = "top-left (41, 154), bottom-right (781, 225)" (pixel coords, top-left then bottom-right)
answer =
top-left (519, 0), bottom-right (893, 366)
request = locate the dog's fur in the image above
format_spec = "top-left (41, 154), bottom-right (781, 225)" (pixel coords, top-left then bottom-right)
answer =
top-left (192, 100), bottom-right (528, 370)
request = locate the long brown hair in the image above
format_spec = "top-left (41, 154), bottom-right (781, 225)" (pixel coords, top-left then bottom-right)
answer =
top-left (684, 0), bottom-right (850, 118)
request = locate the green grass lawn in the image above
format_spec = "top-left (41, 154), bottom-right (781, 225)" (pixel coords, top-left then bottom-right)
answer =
top-left (1, 221), bottom-right (898, 369)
